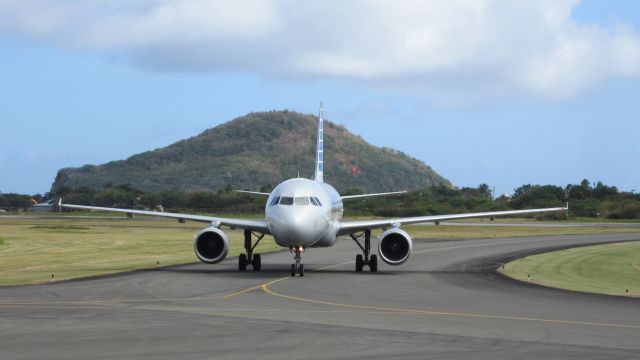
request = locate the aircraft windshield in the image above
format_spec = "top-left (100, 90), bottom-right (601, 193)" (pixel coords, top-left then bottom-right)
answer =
top-left (279, 197), bottom-right (294, 205)
top-left (274, 196), bottom-right (320, 206)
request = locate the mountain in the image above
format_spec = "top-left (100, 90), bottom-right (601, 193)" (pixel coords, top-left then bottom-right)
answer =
top-left (51, 110), bottom-right (452, 193)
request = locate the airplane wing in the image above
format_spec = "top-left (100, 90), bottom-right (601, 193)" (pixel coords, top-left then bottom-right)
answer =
top-left (337, 206), bottom-right (567, 236)
top-left (341, 191), bottom-right (407, 200)
top-left (59, 200), bottom-right (270, 234)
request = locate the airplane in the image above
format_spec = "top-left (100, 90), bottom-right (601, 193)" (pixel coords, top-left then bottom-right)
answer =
top-left (60, 103), bottom-right (567, 277)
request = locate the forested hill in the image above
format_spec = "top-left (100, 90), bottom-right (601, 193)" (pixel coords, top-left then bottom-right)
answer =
top-left (51, 110), bottom-right (452, 193)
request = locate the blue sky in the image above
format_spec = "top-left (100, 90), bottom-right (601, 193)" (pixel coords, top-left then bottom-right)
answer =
top-left (0, 1), bottom-right (639, 196)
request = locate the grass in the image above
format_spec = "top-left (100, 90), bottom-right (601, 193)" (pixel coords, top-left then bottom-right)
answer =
top-left (1, 216), bottom-right (639, 286)
top-left (0, 217), bottom-right (282, 286)
top-left (29, 225), bottom-right (91, 232)
top-left (500, 241), bottom-right (640, 297)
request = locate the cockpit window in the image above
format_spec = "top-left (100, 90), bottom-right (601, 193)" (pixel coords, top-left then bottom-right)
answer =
top-left (275, 196), bottom-right (320, 206)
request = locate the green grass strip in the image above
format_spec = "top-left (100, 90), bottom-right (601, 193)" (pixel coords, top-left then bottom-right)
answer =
top-left (500, 241), bottom-right (640, 297)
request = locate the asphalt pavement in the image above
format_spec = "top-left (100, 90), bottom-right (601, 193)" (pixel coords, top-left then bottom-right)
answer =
top-left (1, 232), bottom-right (639, 359)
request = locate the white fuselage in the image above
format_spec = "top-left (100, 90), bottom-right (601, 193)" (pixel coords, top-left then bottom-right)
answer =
top-left (265, 178), bottom-right (343, 248)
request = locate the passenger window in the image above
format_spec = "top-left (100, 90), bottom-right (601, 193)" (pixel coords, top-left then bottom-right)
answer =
top-left (280, 197), bottom-right (294, 205)
top-left (294, 197), bottom-right (310, 205)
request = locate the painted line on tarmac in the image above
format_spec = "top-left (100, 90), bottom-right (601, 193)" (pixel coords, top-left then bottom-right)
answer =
top-left (135, 305), bottom-right (402, 315)
top-left (219, 260), bottom-right (353, 298)
top-left (255, 236), bottom-right (640, 330)
top-left (221, 277), bottom-right (289, 298)
top-left (260, 282), bottom-right (640, 329)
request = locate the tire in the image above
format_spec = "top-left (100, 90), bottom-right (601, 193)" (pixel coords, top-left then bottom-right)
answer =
top-left (291, 264), bottom-right (296, 277)
top-left (299, 264), bottom-right (304, 277)
top-left (252, 253), bottom-right (262, 271)
top-left (239, 254), bottom-right (247, 271)
top-left (369, 254), bottom-right (378, 272)
top-left (355, 254), bottom-right (364, 272)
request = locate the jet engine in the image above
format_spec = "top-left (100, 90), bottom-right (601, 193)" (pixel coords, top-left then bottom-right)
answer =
top-left (193, 227), bottom-right (229, 264)
top-left (378, 228), bottom-right (412, 265)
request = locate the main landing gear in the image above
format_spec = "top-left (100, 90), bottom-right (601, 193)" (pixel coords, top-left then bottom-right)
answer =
top-left (290, 246), bottom-right (305, 277)
top-left (239, 229), bottom-right (265, 271)
top-left (350, 230), bottom-right (378, 272)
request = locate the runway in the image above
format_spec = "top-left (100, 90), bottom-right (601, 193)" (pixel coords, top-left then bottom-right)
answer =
top-left (1, 232), bottom-right (639, 359)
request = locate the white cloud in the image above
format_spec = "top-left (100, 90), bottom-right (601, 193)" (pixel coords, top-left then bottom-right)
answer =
top-left (1, 0), bottom-right (639, 102)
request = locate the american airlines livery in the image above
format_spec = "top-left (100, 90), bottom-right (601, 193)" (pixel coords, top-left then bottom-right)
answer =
top-left (61, 104), bottom-right (567, 277)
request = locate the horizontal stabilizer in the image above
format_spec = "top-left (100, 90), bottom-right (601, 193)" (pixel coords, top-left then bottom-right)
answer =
top-left (234, 190), bottom-right (271, 196)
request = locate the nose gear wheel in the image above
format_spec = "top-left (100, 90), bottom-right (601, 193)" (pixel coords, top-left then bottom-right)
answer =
top-left (290, 246), bottom-right (304, 277)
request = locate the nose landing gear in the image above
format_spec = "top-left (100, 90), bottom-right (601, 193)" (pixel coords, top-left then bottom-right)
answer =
top-left (350, 230), bottom-right (378, 272)
top-left (239, 229), bottom-right (265, 272)
top-left (290, 246), bottom-right (305, 277)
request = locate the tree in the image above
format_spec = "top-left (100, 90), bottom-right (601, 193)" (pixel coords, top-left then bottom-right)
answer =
top-left (592, 181), bottom-right (618, 199)
top-left (511, 184), bottom-right (565, 209)
top-left (139, 193), bottom-right (163, 209)
top-left (477, 183), bottom-right (492, 199)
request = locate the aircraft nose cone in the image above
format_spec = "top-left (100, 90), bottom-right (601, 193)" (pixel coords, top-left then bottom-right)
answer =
top-left (283, 216), bottom-right (314, 242)
top-left (268, 207), bottom-right (327, 247)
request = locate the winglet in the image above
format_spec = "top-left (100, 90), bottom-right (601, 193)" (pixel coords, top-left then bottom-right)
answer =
top-left (58, 198), bottom-right (62, 207)
top-left (314, 102), bottom-right (324, 183)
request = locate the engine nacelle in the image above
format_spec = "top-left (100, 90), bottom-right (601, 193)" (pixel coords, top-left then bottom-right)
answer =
top-left (193, 227), bottom-right (229, 264)
top-left (378, 228), bottom-right (412, 265)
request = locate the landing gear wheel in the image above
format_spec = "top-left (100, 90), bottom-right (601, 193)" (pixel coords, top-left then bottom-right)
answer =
top-left (241, 229), bottom-right (265, 273)
top-left (239, 253), bottom-right (248, 271)
top-left (351, 230), bottom-right (374, 274)
top-left (291, 264), bottom-right (296, 277)
top-left (369, 254), bottom-right (378, 272)
top-left (355, 254), bottom-right (364, 272)
top-left (299, 264), bottom-right (304, 277)
top-left (251, 253), bottom-right (262, 271)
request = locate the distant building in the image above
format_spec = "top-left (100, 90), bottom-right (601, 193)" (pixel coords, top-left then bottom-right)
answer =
top-left (32, 202), bottom-right (52, 213)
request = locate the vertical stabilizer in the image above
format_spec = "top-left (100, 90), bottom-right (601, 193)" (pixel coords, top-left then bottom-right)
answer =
top-left (314, 102), bottom-right (324, 182)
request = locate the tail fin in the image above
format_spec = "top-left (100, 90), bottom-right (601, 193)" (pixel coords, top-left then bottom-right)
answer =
top-left (314, 102), bottom-right (324, 182)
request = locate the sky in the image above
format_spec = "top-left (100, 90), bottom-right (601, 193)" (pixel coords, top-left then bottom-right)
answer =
top-left (0, 0), bottom-right (639, 196)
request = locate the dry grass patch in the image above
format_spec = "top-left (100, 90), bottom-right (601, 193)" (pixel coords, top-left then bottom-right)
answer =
top-left (0, 217), bottom-right (281, 285)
